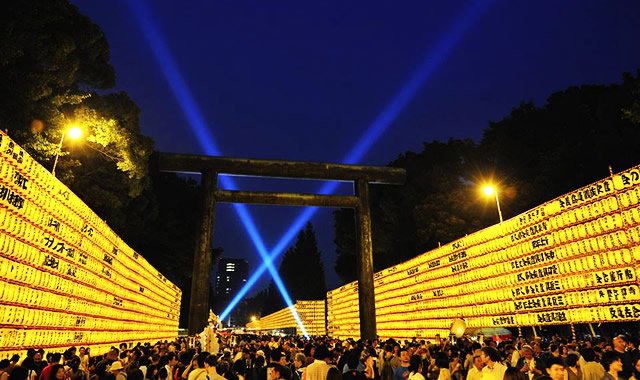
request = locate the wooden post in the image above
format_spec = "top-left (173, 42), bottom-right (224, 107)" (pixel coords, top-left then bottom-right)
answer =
top-left (188, 170), bottom-right (217, 335)
top-left (356, 179), bottom-right (376, 340)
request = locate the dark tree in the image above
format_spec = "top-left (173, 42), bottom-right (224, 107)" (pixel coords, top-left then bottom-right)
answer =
top-left (262, 222), bottom-right (327, 315)
top-left (334, 70), bottom-right (640, 284)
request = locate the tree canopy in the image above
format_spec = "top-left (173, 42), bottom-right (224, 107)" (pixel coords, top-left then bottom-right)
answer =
top-left (334, 70), bottom-right (640, 284)
top-left (0, 0), bottom-right (153, 233)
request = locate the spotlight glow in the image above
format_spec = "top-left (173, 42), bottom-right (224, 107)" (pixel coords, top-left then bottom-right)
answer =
top-left (130, 0), bottom-right (494, 333)
top-left (220, 0), bottom-right (495, 321)
top-left (129, 1), bottom-right (308, 337)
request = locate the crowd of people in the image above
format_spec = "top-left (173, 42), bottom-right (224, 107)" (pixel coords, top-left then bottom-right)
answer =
top-left (1, 332), bottom-right (639, 380)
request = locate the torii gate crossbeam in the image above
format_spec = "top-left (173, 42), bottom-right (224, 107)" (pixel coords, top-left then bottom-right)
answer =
top-left (158, 153), bottom-right (406, 340)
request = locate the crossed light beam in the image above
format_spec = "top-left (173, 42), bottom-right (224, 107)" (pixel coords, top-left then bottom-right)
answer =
top-left (128, 1), bottom-right (309, 337)
top-left (129, 0), bottom-right (493, 333)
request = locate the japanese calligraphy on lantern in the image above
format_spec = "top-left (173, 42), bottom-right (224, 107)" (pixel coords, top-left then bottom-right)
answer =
top-left (0, 132), bottom-right (181, 359)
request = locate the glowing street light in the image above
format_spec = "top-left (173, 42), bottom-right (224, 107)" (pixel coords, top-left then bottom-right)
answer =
top-left (250, 315), bottom-right (257, 322)
top-left (482, 185), bottom-right (503, 223)
top-left (52, 126), bottom-right (83, 176)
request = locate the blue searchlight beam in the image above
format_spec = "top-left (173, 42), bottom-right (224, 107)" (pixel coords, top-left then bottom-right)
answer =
top-left (219, 0), bottom-right (494, 322)
top-left (128, 1), bottom-right (309, 337)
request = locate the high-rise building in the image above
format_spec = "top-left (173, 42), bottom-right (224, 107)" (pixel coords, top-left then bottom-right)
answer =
top-left (214, 258), bottom-right (248, 322)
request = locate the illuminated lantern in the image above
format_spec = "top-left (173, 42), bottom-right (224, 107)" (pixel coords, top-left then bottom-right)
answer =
top-left (450, 317), bottom-right (466, 338)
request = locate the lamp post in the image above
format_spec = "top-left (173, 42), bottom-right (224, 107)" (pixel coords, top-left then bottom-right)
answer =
top-left (482, 185), bottom-right (503, 223)
top-left (52, 126), bottom-right (82, 176)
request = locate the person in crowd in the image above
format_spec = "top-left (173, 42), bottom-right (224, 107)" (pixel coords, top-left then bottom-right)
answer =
top-left (629, 358), bottom-right (640, 380)
top-left (95, 350), bottom-right (118, 380)
top-left (302, 345), bottom-right (332, 380)
top-left (1, 360), bottom-right (11, 380)
top-left (613, 336), bottom-right (634, 379)
top-left (267, 363), bottom-right (285, 380)
top-left (464, 344), bottom-right (482, 372)
top-left (544, 357), bottom-right (565, 380)
top-left (146, 355), bottom-right (161, 380)
top-left (19, 358), bottom-right (37, 380)
top-left (156, 367), bottom-right (169, 380)
top-left (517, 346), bottom-right (544, 380)
top-left (203, 354), bottom-right (224, 380)
top-left (327, 368), bottom-right (342, 380)
top-left (162, 353), bottom-right (178, 380)
top-left (10, 367), bottom-right (30, 380)
top-left (362, 350), bottom-right (377, 380)
top-left (504, 367), bottom-right (527, 380)
top-left (48, 365), bottom-right (65, 380)
top-left (601, 352), bottom-right (624, 380)
top-left (186, 354), bottom-right (207, 380)
top-left (481, 347), bottom-right (507, 380)
top-left (78, 349), bottom-right (90, 375)
top-left (108, 362), bottom-right (126, 380)
top-left (407, 355), bottom-right (424, 380)
top-left (33, 353), bottom-right (47, 377)
top-left (39, 354), bottom-right (61, 380)
top-left (393, 350), bottom-right (409, 380)
top-left (466, 356), bottom-right (483, 380)
top-left (434, 353), bottom-right (450, 380)
top-left (291, 354), bottom-right (306, 380)
top-left (580, 349), bottom-right (604, 380)
top-left (565, 354), bottom-right (581, 380)
top-left (447, 353), bottom-right (460, 380)
top-left (66, 357), bottom-right (87, 380)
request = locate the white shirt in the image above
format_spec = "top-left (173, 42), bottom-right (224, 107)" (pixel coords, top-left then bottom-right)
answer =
top-left (482, 362), bottom-right (507, 380)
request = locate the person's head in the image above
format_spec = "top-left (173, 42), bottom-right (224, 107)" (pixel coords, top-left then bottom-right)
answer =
top-left (580, 348), bottom-right (596, 362)
top-left (109, 361), bottom-right (124, 375)
top-left (9, 366), bottom-right (29, 380)
top-left (504, 367), bottom-right (526, 380)
top-left (51, 364), bottom-right (66, 380)
top-left (633, 357), bottom-right (640, 376)
top-left (166, 352), bottom-right (178, 367)
top-left (327, 367), bottom-right (342, 380)
top-left (601, 351), bottom-right (622, 373)
top-left (480, 347), bottom-right (500, 364)
top-left (532, 344), bottom-right (542, 356)
top-left (435, 352), bottom-right (449, 369)
top-left (293, 353), bottom-right (305, 369)
top-left (157, 367), bottom-right (168, 380)
top-left (107, 349), bottom-right (119, 361)
top-left (613, 336), bottom-right (627, 353)
top-left (21, 357), bottom-right (35, 371)
top-left (0, 360), bottom-right (10, 371)
top-left (522, 346), bottom-right (534, 360)
top-left (546, 357), bottom-right (565, 380)
top-left (473, 355), bottom-right (483, 371)
top-left (267, 363), bottom-right (283, 380)
top-left (34, 353), bottom-right (42, 363)
top-left (313, 345), bottom-right (330, 361)
top-left (566, 354), bottom-right (579, 368)
top-left (408, 355), bottom-right (422, 374)
top-left (204, 353), bottom-right (217, 372)
top-left (400, 350), bottom-right (410, 364)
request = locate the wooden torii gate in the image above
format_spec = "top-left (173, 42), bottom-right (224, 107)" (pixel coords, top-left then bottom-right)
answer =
top-left (158, 153), bottom-right (406, 340)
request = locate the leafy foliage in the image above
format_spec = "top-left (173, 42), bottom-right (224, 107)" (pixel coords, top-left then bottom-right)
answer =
top-left (0, 0), bottom-right (153, 233)
top-left (334, 70), bottom-right (640, 284)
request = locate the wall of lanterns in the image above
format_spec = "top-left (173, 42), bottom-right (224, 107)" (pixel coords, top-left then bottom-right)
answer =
top-left (246, 300), bottom-right (326, 336)
top-left (0, 132), bottom-right (181, 359)
top-left (327, 166), bottom-right (640, 340)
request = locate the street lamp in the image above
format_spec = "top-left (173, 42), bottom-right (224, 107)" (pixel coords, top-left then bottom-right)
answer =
top-left (51, 126), bottom-right (82, 176)
top-left (251, 316), bottom-right (257, 322)
top-left (482, 185), bottom-right (503, 223)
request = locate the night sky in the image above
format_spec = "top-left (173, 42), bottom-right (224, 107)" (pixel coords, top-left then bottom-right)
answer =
top-left (70, 0), bottom-right (640, 295)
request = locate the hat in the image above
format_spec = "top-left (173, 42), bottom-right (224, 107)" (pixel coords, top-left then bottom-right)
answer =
top-left (256, 350), bottom-right (265, 358)
top-left (109, 362), bottom-right (124, 372)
